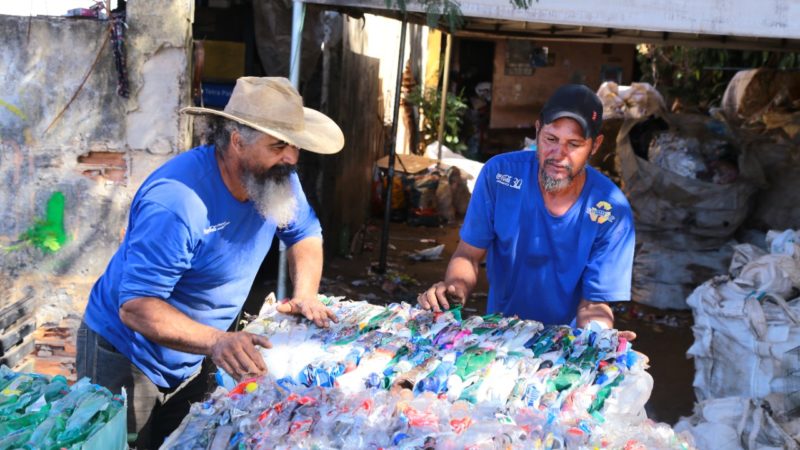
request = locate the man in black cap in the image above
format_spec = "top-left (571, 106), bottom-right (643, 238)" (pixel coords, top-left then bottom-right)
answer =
top-left (418, 84), bottom-right (636, 338)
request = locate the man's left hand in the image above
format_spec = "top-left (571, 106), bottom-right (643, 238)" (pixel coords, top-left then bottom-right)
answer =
top-left (276, 297), bottom-right (339, 328)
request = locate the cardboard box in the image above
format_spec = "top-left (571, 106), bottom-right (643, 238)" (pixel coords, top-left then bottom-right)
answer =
top-left (201, 40), bottom-right (245, 82)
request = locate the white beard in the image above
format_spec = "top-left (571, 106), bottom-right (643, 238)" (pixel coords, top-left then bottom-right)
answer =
top-left (242, 174), bottom-right (298, 228)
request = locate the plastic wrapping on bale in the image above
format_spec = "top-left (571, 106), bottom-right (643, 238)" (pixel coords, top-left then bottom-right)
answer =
top-left (164, 299), bottom-right (692, 449)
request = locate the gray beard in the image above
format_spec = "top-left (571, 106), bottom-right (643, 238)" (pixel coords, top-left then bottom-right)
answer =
top-left (242, 173), bottom-right (298, 228)
top-left (540, 171), bottom-right (571, 192)
top-left (539, 160), bottom-right (581, 193)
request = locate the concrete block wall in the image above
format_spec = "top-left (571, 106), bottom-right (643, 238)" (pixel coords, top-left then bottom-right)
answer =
top-left (0, 0), bottom-right (193, 317)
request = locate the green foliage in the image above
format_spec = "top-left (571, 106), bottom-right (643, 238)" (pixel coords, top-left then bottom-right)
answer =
top-left (405, 85), bottom-right (468, 153)
top-left (385, 0), bottom-right (536, 30)
top-left (637, 45), bottom-right (800, 111)
top-left (384, 0), bottom-right (463, 29)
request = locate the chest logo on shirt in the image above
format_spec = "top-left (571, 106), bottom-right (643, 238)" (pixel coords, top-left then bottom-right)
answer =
top-left (203, 221), bottom-right (230, 234)
top-left (587, 201), bottom-right (615, 224)
top-left (496, 173), bottom-right (523, 190)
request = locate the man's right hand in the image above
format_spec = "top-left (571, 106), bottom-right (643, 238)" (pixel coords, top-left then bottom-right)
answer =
top-left (210, 331), bottom-right (272, 381)
top-left (418, 282), bottom-right (467, 312)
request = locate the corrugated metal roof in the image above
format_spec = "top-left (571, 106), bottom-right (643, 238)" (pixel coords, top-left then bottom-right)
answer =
top-left (308, 0), bottom-right (800, 51)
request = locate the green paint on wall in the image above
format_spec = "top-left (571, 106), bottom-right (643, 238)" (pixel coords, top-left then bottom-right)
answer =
top-left (18, 192), bottom-right (68, 253)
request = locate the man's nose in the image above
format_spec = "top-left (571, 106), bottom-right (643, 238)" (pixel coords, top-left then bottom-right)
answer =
top-left (282, 146), bottom-right (299, 164)
top-left (546, 140), bottom-right (568, 158)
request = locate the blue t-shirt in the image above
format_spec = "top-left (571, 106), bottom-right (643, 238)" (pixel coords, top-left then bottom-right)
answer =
top-left (460, 151), bottom-right (634, 325)
top-left (84, 144), bottom-right (322, 388)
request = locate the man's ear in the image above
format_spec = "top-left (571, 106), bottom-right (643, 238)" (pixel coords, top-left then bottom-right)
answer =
top-left (229, 129), bottom-right (242, 153)
top-left (591, 134), bottom-right (604, 156)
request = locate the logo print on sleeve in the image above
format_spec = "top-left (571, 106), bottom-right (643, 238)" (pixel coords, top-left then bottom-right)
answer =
top-left (587, 201), bottom-right (615, 224)
top-left (203, 221), bottom-right (231, 234)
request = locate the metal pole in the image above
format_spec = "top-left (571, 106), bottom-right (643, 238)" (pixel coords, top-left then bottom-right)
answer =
top-left (436, 32), bottom-right (452, 163)
top-left (377, 17), bottom-right (408, 274)
top-left (289, 1), bottom-right (305, 86)
top-left (279, 0), bottom-right (305, 299)
top-left (321, 15), bottom-right (331, 114)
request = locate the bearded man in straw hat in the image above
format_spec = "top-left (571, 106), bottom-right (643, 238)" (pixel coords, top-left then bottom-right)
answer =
top-left (77, 77), bottom-right (343, 448)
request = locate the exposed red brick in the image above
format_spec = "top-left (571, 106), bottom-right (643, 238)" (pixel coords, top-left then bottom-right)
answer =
top-left (77, 151), bottom-right (126, 168)
top-left (77, 151), bottom-right (127, 184)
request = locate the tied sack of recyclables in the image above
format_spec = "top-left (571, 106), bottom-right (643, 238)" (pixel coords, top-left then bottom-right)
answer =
top-left (164, 299), bottom-right (692, 449)
top-left (687, 229), bottom-right (800, 416)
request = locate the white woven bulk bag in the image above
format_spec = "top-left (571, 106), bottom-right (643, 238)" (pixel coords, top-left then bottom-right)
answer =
top-left (729, 243), bottom-right (768, 278)
top-left (675, 397), bottom-right (799, 450)
top-left (687, 233), bottom-right (800, 413)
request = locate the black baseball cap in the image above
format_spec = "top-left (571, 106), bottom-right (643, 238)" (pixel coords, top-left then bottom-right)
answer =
top-left (540, 84), bottom-right (603, 139)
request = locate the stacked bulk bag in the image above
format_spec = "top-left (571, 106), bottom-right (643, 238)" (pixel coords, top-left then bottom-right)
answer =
top-left (617, 114), bottom-right (764, 309)
top-left (675, 397), bottom-right (798, 450)
top-left (722, 68), bottom-right (800, 232)
top-left (682, 229), bottom-right (800, 448)
top-left (632, 239), bottom-right (735, 310)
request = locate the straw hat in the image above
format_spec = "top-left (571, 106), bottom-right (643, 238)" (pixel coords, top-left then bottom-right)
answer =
top-left (181, 77), bottom-right (344, 154)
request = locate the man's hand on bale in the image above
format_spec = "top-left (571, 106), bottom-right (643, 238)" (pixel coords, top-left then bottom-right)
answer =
top-left (418, 282), bottom-right (467, 312)
top-left (210, 331), bottom-right (272, 381)
top-left (277, 297), bottom-right (339, 328)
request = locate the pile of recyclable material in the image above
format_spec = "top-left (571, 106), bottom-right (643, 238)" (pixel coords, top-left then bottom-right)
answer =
top-left (166, 299), bottom-right (691, 449)
top-left (0, 366), bottom-right (126, 450)
top-left (647, 131), bottom-right (739, 184)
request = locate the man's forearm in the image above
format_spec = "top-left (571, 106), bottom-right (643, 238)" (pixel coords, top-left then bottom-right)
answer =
top-left (444, 254), bottom-right (480, 299)
top-left (120, 297), bottom-right (224, 355)
top-left (575, 299), bottom-right (615, 328)
top-left (286, 236), bottom-right (323, 299)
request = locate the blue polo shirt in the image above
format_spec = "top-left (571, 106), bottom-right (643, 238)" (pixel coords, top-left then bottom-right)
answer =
top-left (84, 145), bottom-right (322, 388)
top-left (460, 150), bottom-right (634, 325)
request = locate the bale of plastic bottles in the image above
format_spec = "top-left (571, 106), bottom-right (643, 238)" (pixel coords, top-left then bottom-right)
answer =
top-left (0, 366), bottom-right (126, 450)
top-left (164, 300), bottom-right (692, 449)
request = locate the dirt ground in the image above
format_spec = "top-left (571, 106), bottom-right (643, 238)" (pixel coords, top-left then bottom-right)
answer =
top-left (309, 219), bottom-right (697, 426)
